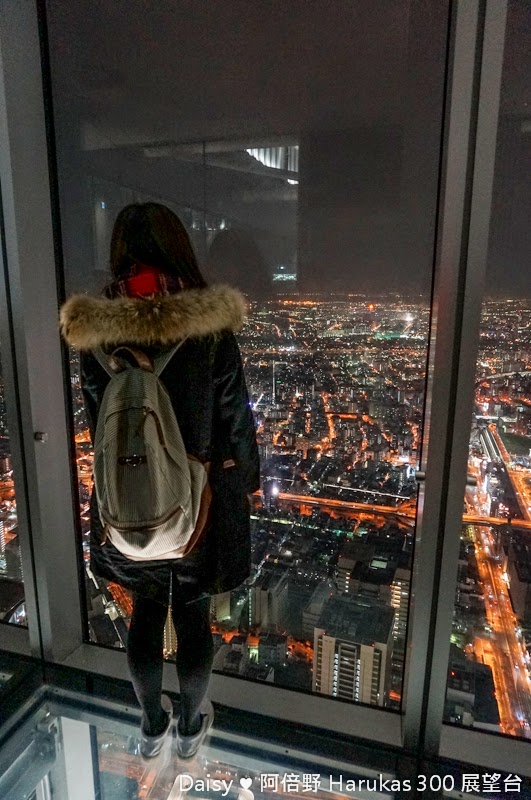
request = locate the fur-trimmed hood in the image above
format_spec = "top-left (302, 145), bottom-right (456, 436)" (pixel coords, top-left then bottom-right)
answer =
top-left (59, 284), bottom-right (247, 350)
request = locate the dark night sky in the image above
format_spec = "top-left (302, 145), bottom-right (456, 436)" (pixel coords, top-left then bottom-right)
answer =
top-left (47, 0), bottom-right (530, 298)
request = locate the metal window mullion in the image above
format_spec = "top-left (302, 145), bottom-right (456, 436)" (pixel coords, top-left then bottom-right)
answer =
top-left (424, 0), bottom-right (507, 756)
top-left (0, 7), bottom-right (41, 660)
top-left (0, 3), bottom-right (83, 663)
top-left (0, 229), bottom-right (35, 654)
top-left (402, 0), bottom-right (507, 757)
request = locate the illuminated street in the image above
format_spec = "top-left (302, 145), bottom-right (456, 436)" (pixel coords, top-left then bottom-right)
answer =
top-left (470, 525), bottom-right (531, 737)
top-left (466, 414), bottom-right (531, 736)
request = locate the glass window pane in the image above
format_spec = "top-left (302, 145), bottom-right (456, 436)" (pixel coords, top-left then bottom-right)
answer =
top-left (0, 348), bottom-right (25, 628)
top-left (444, 0), bottom-right (531, 738)
top-left (47, 0), bottom-right (449, 712)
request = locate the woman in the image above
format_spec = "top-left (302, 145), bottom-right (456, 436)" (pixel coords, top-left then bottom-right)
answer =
top-left (60, 202), bottom-right (260, 759)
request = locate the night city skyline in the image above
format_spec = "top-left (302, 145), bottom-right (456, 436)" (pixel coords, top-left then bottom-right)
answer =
top-left (2, 291), bottom-right (531, 736)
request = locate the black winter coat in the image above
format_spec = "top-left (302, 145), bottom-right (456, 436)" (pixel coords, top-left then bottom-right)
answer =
top-left (59, 285), bottom-right (260, 606)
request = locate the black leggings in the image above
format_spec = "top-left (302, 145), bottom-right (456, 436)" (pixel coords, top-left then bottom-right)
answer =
top-left (127, 588), bottom-right (214, 736)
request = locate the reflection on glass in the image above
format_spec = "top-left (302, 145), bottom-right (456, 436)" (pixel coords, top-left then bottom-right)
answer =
top-left (67, 240), bottom-right (426, 709)
top-left (91, 721), bottom-right (392, 800)
top-left (445, 0), bottom-right (531, 738)
top-left (48, 0), bottom-right (449, 713)
top-left (0, 350), bottom-right (25, 627)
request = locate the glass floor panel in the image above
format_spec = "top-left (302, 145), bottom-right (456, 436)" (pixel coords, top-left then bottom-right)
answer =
top-left (1, 690), bottom-right (530, 800)
top-left (0, 695), bottom-right (398, 800)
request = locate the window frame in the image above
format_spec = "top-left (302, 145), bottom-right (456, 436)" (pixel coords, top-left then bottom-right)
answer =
top-left (1, 0), bottom-right (528, 776)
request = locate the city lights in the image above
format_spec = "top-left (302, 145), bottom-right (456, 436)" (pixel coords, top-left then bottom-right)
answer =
top-left (3, 294), bottom-right (529, 730)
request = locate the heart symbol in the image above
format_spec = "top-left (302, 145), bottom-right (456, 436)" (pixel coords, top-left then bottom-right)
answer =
top-left (240, 778), bottom-right (253, 790)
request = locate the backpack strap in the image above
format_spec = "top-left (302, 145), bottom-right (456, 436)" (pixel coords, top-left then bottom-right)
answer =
top-left (92, 346), bottom-right (117, 378)
top-left (92, 345), bottom-right (154, 375)
top-left (93, 338), bottom-right (187, 377)
top-left (154, 337), bottom-right (188, 377)
top-left (109, 347), bottom-right (154, 372)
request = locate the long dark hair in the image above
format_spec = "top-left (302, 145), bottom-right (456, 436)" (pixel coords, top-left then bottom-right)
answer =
top-left (110, 202), bottom-right (207, 289)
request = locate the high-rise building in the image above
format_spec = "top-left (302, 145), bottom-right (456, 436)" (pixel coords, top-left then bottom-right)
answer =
top-left (313, 595), bottom-right (394, 707)
top-left (335, 547), bottom-right (356, 594)
top-left (249, 566), bottom-right (289, 631)
top-left (390, 566), bottom-right (411, 670)
top-left (212, 591), bottom-right (231, 622)
top-left (335, 541), bottom-right (375, 594)
top-left (445, 644), bottom-right (500, 732)
top-left (507, 538), bottom-right (531, 626)
top-left (302, 581), bottom-right (336, 640)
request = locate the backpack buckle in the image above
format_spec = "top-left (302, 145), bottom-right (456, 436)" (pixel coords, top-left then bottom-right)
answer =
top-left (118, 455), bottom-right (147, 467)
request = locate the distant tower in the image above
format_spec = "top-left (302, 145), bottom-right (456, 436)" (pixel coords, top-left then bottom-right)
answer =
top-left (272, 361), bottom-right (287, 404)
top-left (163, 608), bottom-right (177, 657)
